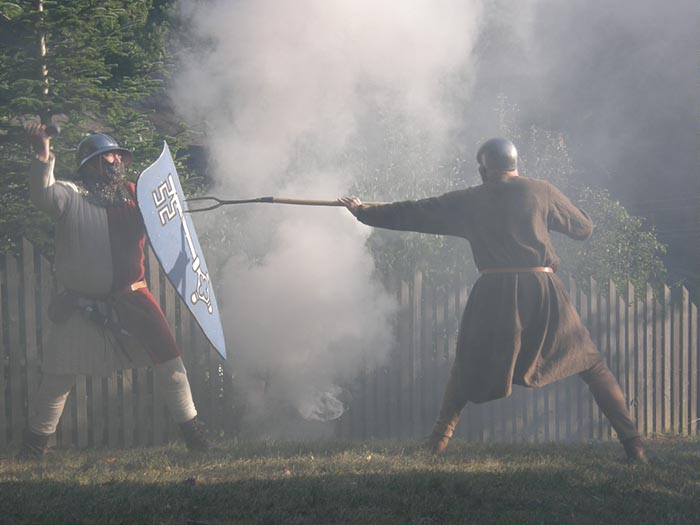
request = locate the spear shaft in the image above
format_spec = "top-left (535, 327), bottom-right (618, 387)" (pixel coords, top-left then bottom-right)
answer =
top-left (185, 196), bottom-right (385, 213)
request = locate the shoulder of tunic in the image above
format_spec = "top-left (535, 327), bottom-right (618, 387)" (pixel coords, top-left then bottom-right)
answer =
top-left (518, 177), bottom-right (555, 195)
top-left (54, 179), bottom-right (83, 193)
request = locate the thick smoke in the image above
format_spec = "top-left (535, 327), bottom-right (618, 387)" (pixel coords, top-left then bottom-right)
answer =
top-left (472, 0), bottom-right (699, 284)
top-left (170, 0), bottom-right (698, 438)
top-left (172, 0), bottom-right (484, 438)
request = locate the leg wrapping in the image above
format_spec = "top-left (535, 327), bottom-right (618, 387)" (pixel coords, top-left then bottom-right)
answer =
top-left (579, 360), bottom-right (640, 441)
top-left (153, 357), bottom-right (197, 424)
top-left (28, 373), bottom-right (75, 436)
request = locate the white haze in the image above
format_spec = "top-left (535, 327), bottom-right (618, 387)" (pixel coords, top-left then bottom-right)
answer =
top-left (171, 0), bottom-right (698, 438)
top-left (172, 0), bottom-right (484, 438)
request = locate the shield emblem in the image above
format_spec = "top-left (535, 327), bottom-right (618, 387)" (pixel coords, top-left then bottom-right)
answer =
top-left (136, 142), bottom-right (227, 360)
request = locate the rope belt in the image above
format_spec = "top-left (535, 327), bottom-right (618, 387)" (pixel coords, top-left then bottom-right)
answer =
top-left (479, 266), bottom-right (553, 276)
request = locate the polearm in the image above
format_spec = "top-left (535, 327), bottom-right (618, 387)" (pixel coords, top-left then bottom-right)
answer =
top-left (185, 196), bottom-right (386, 213)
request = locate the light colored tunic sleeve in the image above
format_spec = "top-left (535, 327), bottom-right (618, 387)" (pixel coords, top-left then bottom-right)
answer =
top-left (29, 155), bottom-right (72, 219)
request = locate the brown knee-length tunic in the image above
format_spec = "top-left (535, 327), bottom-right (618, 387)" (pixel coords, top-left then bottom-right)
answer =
top-left (356, 174), bottom-right (603, 403)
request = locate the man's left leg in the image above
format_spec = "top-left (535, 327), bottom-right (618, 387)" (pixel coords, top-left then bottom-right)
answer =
top-left (427, 362), bottom-right (468, 454)
top-left (153, 356), bottom-right (209, 451)
top-left (579, 360), bottom-right (646, 462)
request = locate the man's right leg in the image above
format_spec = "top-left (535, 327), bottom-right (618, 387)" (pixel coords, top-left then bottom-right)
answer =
top-left (579, 360), bottom-right (647, 462)
top-left (428, 363), bottom-right (468, 454)
top-left (20, 373), bottom-right (75, 458)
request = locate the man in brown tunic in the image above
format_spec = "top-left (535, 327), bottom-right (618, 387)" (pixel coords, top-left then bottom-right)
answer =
top-left (340, 138), bottom-right (646, 461)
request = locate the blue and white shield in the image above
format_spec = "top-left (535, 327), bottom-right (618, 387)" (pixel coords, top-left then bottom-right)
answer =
top-left (136, 142), bottom-right (227, 360)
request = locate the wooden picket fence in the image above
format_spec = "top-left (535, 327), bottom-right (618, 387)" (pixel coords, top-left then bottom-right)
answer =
top-left (335, 271), bottom-right (699, 443)
top-left (0, 239), bottom-right (231, 450)
top-left (1, 239), bottom-right (698, 449)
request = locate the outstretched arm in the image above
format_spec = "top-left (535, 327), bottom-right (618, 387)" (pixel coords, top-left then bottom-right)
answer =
top-left (339, 190), bottom-right (470, 237)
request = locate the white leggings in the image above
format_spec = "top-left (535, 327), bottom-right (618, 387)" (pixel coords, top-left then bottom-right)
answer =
top-left (28, 357), bottom-right (197, 436)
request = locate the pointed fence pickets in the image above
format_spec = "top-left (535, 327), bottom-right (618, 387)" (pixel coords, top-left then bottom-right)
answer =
top-left (333, 270), bottom-right (700, 443)
top-left (0, 239), bottom-right (698, 448)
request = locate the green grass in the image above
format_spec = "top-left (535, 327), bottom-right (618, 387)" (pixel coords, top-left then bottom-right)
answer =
top-left (1, 436), bottom-right (698, 524)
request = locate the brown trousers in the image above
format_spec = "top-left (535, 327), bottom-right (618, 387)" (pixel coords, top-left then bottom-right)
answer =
top-left (432, 360), bottom-right (639, 442)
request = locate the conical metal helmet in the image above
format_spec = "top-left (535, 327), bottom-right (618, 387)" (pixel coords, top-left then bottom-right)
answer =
top-left (476, 138), bottom-right (518, 172)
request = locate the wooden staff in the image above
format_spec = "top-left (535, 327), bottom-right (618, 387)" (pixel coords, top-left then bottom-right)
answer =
top-left (185, 196), bottom-right (386, 213)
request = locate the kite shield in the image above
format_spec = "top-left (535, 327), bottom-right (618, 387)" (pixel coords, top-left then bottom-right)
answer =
top-left (136, 142), bottom-right (227, 360)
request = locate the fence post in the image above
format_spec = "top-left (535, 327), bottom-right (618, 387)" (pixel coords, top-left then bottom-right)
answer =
top-left (589, 278), bottom-right (601, 439)
top-left (411, 270), bottom-right (423, 439)
top-left (653, 286), bottom-right (663, 433)
top-left (663, 285), bottom-right (672, 432)
top-left (0, 256), bottom-right (7, 448)
top-left (419, 285), bottom-right (437, 437)
top-left (565, 275), bottom-right (583, 441)
top-left (147, 246), bottom-right (168, 444)
top-left (398, 278), bottom-right (411, 439)
top-left (681, 287), bottom-right (689, 434)
top-left (6, 254), bottom-right (25, 445)
top-left (624, 281), bottom-right (644, 433)
top-left (643, 285), bottom-right (653, 435)
top-left (690, 300), bottom-right (698, 435)
top-left (21, 240), bottom-right (39, 419)
top-left (577, 282), bottom-right (590, 441)
top-left (672, 288), bottom-right (682, 432)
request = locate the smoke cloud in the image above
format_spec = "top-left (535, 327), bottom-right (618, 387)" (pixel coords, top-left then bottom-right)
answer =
top-left (171, 0), bottom-right (698, 437)
top-left (471, 0), bottom-right (699, 282)
top-left (171, 0), bottom-right (484, 437)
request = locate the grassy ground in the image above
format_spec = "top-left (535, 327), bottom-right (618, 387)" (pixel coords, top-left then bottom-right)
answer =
top-left (0, 436), bottom-right (698, 524)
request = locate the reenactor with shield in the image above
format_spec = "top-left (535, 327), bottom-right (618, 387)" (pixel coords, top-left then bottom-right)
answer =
top-left (19, 125), bottom-right (209, 457)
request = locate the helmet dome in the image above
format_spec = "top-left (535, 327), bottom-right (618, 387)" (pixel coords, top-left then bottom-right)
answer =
top-left (476, 138), bottom-right (517, 172)
top-left (76, 133), bottom-right (133, 172)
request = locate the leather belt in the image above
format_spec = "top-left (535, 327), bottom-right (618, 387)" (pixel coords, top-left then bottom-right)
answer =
top-left (115, 279), bottom-right (148, 296)
top-left (69, 279), bottom-right (148, 301)
top-left (480, 266), bottom-right (553, 276)
top-left (129, 280), bottom-right (147, 292)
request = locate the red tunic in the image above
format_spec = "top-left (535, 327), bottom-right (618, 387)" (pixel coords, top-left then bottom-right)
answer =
top-left (107, 182), bottom-right (180, 364)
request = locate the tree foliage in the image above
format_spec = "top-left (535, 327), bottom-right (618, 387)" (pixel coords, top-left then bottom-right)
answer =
top-left (350, 102), bottom-right (667, 293)
top-left (0, 0), bottom-right (199, 256)
top-left (347, 113), bottom-right (474, 284)
top-left (518, 126), bottom-right (667, 294)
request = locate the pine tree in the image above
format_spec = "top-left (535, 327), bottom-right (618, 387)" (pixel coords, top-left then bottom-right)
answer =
top-left (0, 0), bottom-right (197, 255)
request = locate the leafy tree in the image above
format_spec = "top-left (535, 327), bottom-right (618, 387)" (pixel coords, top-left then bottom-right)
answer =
top-left (346, 113), bottom-right (476, 284)
top-left (517, 126), bottom-right (667, 294)
top-left (0, 0), bottom-right (199, 256)
top-left (350, 99), bottom-right (667, 293)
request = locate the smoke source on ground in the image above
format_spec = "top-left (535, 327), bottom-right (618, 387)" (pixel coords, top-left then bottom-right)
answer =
top-left (171, 0), bottom-right (484, 438)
